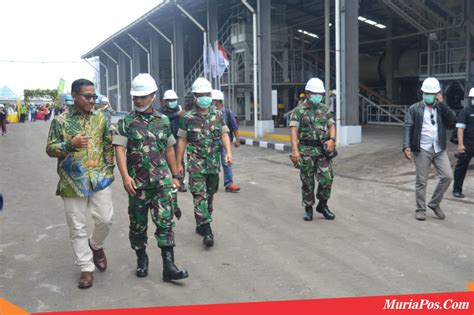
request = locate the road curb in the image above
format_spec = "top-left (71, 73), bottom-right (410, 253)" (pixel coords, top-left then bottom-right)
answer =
top-left (239, 137), bottom-right (291, 152)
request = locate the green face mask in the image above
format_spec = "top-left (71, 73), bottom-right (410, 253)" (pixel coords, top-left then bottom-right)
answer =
top-left (423, 93), bottom-right (436, 105)
top-left (168, 101), bottom-right (178, 108)
top-left (309, 94), bottom-right (323, 105)
top-left (196, 96), bottom-right (212, 109)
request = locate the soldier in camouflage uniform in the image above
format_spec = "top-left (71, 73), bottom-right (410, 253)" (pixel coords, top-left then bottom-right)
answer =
top-left (289, 78), bottom-right (337, 221)
top-left (113, 73), bottom-right (188, 282)
top-left (176, 77), bottom-right (233, 247)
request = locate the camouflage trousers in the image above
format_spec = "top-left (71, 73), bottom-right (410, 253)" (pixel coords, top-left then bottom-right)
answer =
top-left (299, 154), bottom-right (333, 206)
top-left (188, 173), bottom-right (219, 226)
top-left (128, 186), bottom-right (176, 249)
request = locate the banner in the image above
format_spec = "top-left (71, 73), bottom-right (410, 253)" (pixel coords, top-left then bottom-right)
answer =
top-left (217, 43), bottom-right (229, 77)
top-left (57, 78), bottom-right (66, 93)
top-left (208, 43), bottom-right (217, 78)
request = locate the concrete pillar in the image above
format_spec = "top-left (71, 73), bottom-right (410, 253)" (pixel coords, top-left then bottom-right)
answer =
top-left (132, 43), bottom-right (142, 76)
top-left (386, 15), bottom-right (400, 102)
top-left (339, 0), bottom-right (361, 145)
top-left (119, 53), bottom-right (130, 112)
top-left (174, 8), bottom-right (185, 98)
top-left (258, 0), bottom-right (274, 134)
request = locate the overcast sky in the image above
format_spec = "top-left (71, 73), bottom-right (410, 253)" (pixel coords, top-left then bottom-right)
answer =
top-left (0, 0), bottom-right (162, 95)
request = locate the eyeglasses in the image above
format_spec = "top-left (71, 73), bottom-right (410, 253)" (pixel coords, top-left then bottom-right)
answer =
top-left (78, 93), bottom-right (99, 101)
top-left (430, 113), bottom-right (435, 125)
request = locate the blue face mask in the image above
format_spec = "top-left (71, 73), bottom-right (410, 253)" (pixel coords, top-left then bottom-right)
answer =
top-left (423, 93), bottom-right (436, 105)
top-left (309, 94), bottom-right (323, 105)
top-left (196, 96), bottom-right (212, 109)
top-left (167, 101), bottom-right (178, 108)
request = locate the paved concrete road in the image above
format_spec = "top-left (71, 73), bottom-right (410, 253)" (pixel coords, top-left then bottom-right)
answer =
top-left (0, 122), bottom-right (472, 313)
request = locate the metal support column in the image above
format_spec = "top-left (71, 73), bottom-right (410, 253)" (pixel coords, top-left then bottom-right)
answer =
top-left (259, 0), bottom-right (274, 135)
top-left (113, 42), bottom-right (133, 111)
top-left (174, 7), bottom-right (185, 98)
top-left (175, 3), bottom-right (208, 81)
top-left (101, 49), bottom-right (121, 111)
top-left (147, 21), bottom-right (175, 90)
top-left (128, 33), bottom-right (151, 74)
top-left (325, 0), bottom-right (330, 107)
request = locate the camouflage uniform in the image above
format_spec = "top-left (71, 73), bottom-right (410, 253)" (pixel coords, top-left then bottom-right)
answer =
top-left (177, 108), bottom-right (229, 226)
top-left (289, 101), bottom-right (335, 206)
top-left (113, 110), bottom-right (176, 249)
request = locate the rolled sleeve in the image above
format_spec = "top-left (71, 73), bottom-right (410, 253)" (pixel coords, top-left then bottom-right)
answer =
top-left (112, 134), bottom-right (128, 147)
top-left (222, 125), bottom-right (230, 134)
top-left (289, 121), bottom-right (300, 128)
top-left (177, 128), bottom-right (187, 139)
top-left (327, 118), bottom-right (335, 125)
top-left (456, 123), bottom-right (466, 129)
top-left (167, 135), bottom-right (176, 146)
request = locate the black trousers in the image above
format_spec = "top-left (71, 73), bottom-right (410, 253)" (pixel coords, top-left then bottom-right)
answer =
top-left (453, 146), bottom-right (473, 193)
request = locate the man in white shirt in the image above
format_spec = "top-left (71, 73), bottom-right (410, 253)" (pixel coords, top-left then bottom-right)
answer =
top-left (402, 77), bottom-right (456, 221)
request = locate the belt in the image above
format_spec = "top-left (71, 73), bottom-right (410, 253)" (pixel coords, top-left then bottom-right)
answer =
top-left (299, 139), bottom-right (323, 147)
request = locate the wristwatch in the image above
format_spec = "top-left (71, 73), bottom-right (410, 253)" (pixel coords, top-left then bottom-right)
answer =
top-left (172, 174), bottom-right (183, 179)
top-left (328, 137), bottom-right (336, 142)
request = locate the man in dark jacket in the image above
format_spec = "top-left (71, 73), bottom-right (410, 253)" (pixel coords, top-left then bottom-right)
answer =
top-left (452, 87), bottom-right (474, 198)
top-left (403, 77), bottom-right (456, 221)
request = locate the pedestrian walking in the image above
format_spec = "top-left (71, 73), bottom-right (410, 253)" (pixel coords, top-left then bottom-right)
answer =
top-left (158, 89), bottom-right (187, 192)
top-left (211, 89), bottom-right (241, 192)
top-left (403, 77), bottom-right (456, 220)
top-left (46, 79), bottom-right (115, 289)
top-left (0, 104), bottom-right (7, 136)
top-left (176, 78), bottom-right (233, 247)
top-left (289, 78), bottom-right (337, 221)
top-left (113, 74), bottom-right (188, 281)
top-left (452, 87), bottom-right (474, 198)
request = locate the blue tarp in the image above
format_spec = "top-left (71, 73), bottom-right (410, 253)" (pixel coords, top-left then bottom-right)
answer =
top-left (0, 85), bottom-right (18, 102)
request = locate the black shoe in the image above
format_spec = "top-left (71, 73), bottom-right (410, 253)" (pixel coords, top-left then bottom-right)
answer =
top-left (201, 223), bottom-right (214, 247)
top-left (161, 247), bottom-right (189, 282)
top-left (303, 206), bottom-right (313, 221)
top-left (135, 248), bottom-right (149, 278)
top-left (316, 200), bottom-right (335, 220)
top-left (453, 191), bottom-right (465, 198)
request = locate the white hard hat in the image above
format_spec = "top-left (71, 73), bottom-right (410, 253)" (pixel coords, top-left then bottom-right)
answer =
top-left (305, 78), bottom-right (325, 93)
top-left (101, 97), bottom-right (109, 103)
top-left (211, 89), bottom-right (224, 101)
top-left (468, 88), bottom-right (474, 98)
top-left (332, 89), bottom-right (337, 95)
top-left (163, 90), bottom-right (178, 100)
top-left (421, 77), bottom-right (441, 93)
top-left (0, 104), bottom-right (3, 108)
top-left (191, 77), bottom-right (212, 93)
top-left (131, 73), bottom-right (158, 96)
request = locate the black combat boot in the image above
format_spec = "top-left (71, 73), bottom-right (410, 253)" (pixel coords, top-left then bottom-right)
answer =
top-left (195, 224), bottom-right (204, 236)
top-left (161, 246), bottom-right (189, 282)
top-left (316, 200), bottom-right (335, 220)
top-left (135, 248), bottom-right (149, 278)
top-left (303, 206), bottom-right (313, 221)
top-left (201, 223), bottom-right (214, 247)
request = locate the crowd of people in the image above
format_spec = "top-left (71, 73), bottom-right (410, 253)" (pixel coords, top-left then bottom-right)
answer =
top-left (36, 74), bottom-right (474, 290)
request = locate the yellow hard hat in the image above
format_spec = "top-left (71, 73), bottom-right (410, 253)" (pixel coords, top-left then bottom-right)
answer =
top-left (299, 92), bottom-right (306, 98)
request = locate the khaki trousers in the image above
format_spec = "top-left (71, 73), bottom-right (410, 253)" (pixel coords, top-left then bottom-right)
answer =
top-left (62, 187), bottom-right (114, 272)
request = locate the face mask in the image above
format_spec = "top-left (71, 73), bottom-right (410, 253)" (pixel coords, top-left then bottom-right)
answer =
top-left (423, 94), bottom-right (436, 105)
top-left (167, 101), bottom-right (178, 109)
top-left (471, 99), bottom-right (474, 106)
top-left (309, 94), bottom-right (323, 105)
top-left (135, 96), bottom-right (155, 113)
top-left (66, 101), bottom-right (74, 106)
top-left (196, 96), bottom-right (212, 109)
